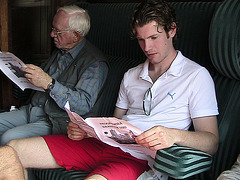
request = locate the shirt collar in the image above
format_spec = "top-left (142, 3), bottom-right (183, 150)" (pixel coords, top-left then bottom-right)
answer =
top-left (139, 60), bottom-right (150, 80)
top-left (62, 38), bottom-right (86, 59)
top-left (166, 51), bottom-right (185, 77)
top-left (140, 51), bottom-right (185, 80)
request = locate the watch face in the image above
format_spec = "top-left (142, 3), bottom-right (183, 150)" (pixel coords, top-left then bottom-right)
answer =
top-left (49, 83), bottom-right (54, 90)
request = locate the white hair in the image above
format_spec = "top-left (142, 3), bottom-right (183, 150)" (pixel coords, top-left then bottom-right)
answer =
top-left (58, 5), bottom-right (90, 37)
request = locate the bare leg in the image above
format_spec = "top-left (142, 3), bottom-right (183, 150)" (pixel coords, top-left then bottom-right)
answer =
top-left (7, 136), bottom-right (61, 169)
top-left (85, 174), bottom-right (108, 180)
top-left (0, 145), bottom-right (25, 180)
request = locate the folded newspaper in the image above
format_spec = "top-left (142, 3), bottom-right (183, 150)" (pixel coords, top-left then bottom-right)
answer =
top-left (64, 102), bottom-right (156, 158)
top-left (0, 52), bottom-right (44, 91)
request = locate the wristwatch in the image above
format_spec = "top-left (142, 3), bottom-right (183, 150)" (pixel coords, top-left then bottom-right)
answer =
top-left (45, 78), bottom-right (55, 93)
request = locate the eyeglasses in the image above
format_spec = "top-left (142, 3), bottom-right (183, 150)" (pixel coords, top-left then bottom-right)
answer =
top-left (51, 27), bottom-right (72, 35)
top-left (143, 88), bottom-right (152, 116)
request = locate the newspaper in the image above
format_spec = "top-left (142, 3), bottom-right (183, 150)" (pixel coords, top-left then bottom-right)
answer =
top-left (0, 52), bottom-right (44, 91)
top-left (65, 102), bottom-right (156, 158)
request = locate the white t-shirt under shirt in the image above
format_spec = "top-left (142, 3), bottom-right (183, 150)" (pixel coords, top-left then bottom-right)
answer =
top-left (115, 51), bottom-right (219, 169)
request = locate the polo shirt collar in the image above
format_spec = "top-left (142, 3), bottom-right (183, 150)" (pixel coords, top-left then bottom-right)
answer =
top-left (139, 60), bottom-right (150, 80)
top-left (140, 51), bottom-right (185, 80)
top-left (166, 51), bottom-right (185, 77)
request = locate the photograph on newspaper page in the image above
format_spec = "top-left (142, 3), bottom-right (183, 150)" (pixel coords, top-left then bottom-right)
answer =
top-left (0, 52), bottom-right (44, 91)
top-left (85, 117), bottom-right (156, 158)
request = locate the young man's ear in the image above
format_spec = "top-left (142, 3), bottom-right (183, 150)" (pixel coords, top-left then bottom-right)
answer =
top-left (169, 22), bottom-right (177, 38)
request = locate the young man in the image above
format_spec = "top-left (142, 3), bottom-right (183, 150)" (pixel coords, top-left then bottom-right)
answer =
top-left (0, 5), bottom-right (108, 145)
top-left (0, 1), bottom-right (218, 180)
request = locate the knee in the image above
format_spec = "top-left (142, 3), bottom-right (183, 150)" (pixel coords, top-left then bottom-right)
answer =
top-left (85, 174), bottom-right (108, 180)
top-left (0, 131), bottom-right (18, 146)
top-left (0, 128), bottom-right (29, 146)
top-left (1, 133), bottom-right (11, 146)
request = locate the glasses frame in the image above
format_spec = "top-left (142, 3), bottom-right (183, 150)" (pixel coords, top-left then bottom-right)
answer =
top-left (143, 88), bottom-right (153, 116)
top-left (51, 27), bottom-right (72, 35)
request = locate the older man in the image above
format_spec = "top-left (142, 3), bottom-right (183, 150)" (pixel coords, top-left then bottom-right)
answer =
top-left (0, 5), bottom-right (108, 145)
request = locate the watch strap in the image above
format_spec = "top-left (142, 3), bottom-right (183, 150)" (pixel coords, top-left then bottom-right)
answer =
top-left (45, 78), bottom-right (55, 93)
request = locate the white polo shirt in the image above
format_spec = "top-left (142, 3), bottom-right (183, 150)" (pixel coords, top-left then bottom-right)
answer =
top-left (116, 52), bottom-right (219, 177)
top-left (116, 51), bottom-right (219, 131)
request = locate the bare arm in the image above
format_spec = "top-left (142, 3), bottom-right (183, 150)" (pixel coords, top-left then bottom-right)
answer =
top-left (113, 107), bottom-right (127, 119)
top-left (136, 115), bottom-right (219, 155)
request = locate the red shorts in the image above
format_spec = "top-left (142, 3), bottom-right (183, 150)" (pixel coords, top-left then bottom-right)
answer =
top-left (43, 134), bottom-right (149, 180)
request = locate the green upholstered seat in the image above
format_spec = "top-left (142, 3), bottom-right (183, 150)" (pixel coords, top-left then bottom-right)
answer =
top-left (208, 0), bottom-right (240, 178)
top-left (96, 55), bottom-right (141, 117)
top-left (32, 168), bottom-right (89, 180)
top-left (209, 0), bottom-right (240, 80)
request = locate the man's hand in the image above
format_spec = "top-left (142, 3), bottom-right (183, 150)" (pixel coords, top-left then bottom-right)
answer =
top-left (67, 121), bottom-right (87, 141)
top-left (21, 64), bottom-right (52, 89)
top-left (135, 126), bottom-right (176, 151)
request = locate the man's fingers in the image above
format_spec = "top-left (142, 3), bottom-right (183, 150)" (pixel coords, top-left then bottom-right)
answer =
top-left (136, 130), bottom-right (156, 142)
top-left (25, 64), bottom-right (37, 69)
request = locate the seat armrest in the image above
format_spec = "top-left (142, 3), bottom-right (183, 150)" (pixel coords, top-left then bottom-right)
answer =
top-left (154, 145), bottom-right (212, 179)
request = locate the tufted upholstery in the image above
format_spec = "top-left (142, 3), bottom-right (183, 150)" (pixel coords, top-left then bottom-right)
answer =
top-left (31, 0), bottom-right (240, 179)
top-left (209, 0), bottom-right (240, 80)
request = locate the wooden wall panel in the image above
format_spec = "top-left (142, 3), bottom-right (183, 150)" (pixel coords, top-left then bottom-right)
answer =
top-left (0, 0), bottom-right (18, 111)
top-left (0, 0), bottom-right (52, 110)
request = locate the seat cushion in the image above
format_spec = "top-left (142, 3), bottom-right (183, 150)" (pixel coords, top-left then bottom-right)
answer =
top-left (31, 168), bottom-right (89, 180)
